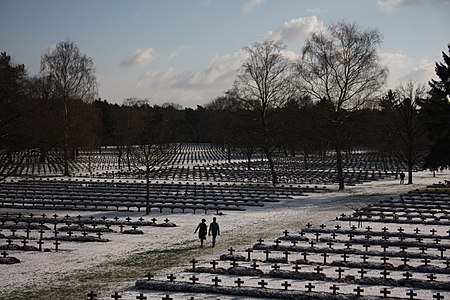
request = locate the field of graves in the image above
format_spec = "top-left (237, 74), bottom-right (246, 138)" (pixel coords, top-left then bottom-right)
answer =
top-left (0, 144), bottom-right (449, 300)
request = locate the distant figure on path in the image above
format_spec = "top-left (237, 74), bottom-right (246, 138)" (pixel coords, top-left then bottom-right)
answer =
top-left (194, 218), bottom-right (208, 248)
top-left (399, 172), bottom-right (405, 184)
top-left (208, 217), bottom-right (220, 247)
top-left (357, 212), bottom-right (363, 228)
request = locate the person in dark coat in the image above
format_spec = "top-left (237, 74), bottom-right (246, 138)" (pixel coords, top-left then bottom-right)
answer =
top-left (194, 218), bottom-right (207, 248)
top-left (399, 172), bottom-right (405, 184)
top-left (208, 217), bottom-right (220, 247)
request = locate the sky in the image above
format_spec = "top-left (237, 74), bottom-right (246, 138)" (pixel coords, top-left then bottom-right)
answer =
top-left (1, 0), bottom-right (449, 108)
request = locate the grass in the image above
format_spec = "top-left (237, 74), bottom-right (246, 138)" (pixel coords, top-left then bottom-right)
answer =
top-left (2, 199), bottom-right (352, 300)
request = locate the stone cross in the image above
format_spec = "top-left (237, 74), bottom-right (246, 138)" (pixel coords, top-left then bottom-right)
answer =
top-left (210, 260), bottom-right (218, 269)
top-left (271, 263), bottom-right (280, 271)
top-left (314, 265), bottom-right (323, 274)
top-left (406, 290), bottom-right (417, 300)
top-left (330, 284), bottom-right (340, 295)
top-left (380, 269), bottom-right (390, 280)
top-left (37, 240), bottom-right (44, 251)
top-left (245, 248), bottom-right (253, 261)
top-left (258, 279), bottom-right (268, 288)
top-left (145, 273), bottom-right (154, 281)
top-left (281, 281), bottom-right (291, 291)
top-left (403, 271), bottom-right (413, 280)
top-left (335, 267), bottom-right (345, 279)
top-left (230, 260), bottom-right (239, 268)
top-left (212, 276), bottom-right (221, 287)
top-left (274, 239), bottom-right (281, 247)
top-left (341, 253), bottom-right (348, 262)
top-left (234, 277), bottom-right (244, 287)
top-left (427, 273), bottom-right (437, 281)
top-left (190, 259), bottom-right (198, 269)
top-left (167, 274), bottom-right (176, 282)
top-left (292, 263), bottom-right (301, 272)
top-left (305, 282), bottom-right (315, 292)
top-left (380, 288), bottom-right (391, 298)
top-left (353, 286), bottom-right (364, 296)
top-left (189, 275), bottom-right (199, 284)
top-left (110, 292), bottom-right (122, 300)
top-left (53, 240), bottom-right (61, 252)
top-left (264, 248), bottom-right (271, 261)
top-left (433, 293), bottom-right (444, 300)
top-left (87, 291), bottom-right (97, 300)
top-left (358, 268), bottom-right (367, 279)
top-left (135, 293), bottom-right (147, 300)
top-left (250, 260), bottom-right (259, 270)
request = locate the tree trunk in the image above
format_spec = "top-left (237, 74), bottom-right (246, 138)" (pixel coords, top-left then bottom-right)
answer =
top-left (336, 146), bottom-right (345, 190)
top-left (145, 155), bottom-right (150, 215)
top-left (265, 150), bottom-right (278, 185)
top-left (63, 98), bottom-right (70, 176)
top-left (247, 152), bottom-right (252, 170)
top-left (335, 120), bottom-right (345, 190)
top-left (126, 146), bottom-right (131, 171)
top-left (63, 147), bottom-right (69, 176)
top-left (408, 159), bottom-right (413, 184)
top-left (117, 146), bottom-right (122, 169)
top-left (303, 151), bottom-right (308, 170)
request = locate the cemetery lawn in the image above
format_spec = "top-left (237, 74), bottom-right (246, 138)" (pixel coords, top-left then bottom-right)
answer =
top-left (1, 170), bottom-right (448, 300)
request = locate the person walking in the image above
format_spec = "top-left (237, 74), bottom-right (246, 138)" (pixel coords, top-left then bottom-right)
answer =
top-left (208, 217), bottom-right (220, 247)
top-left (399, 172), bottom-right (405, 184)
top-left (194, 218), bottom-right (208, 248)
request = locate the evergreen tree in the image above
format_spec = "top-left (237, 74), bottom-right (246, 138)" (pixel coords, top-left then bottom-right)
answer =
top-left (420, 44), bottom-right (450, 170)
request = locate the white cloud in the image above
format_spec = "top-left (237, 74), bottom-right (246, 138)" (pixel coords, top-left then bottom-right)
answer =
top-left (120, 48), bottom-right (155, 68)
top-left (380, 52), bottom-right (438, 88)
top-left (280, 50), bottom-right (300, 61)
top-left (377, 0), bottom-right (423, 12)
top-left (241, 0), bottom-right (265, 14)
top-left (398, 60), bottom-right (437, 84)
top-left (191, 51), bottom-right (245, 85)
top-left (136, 51), bottom-right (247, 106)
top-left (380, 51), bottom-right (412, 71)
top-left (168, 45), bottom-right (191, 61)
top-left (266, 16), bottom-right (325, 45)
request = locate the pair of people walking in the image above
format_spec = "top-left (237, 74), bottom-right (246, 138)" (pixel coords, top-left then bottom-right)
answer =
top-left (194, 217), bottom-right (220, 248)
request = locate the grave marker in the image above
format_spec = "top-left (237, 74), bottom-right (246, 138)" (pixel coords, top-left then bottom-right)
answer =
top-left (87, 291), bottom-right (97, 300)
top-left (281, 281), bottom-right (291, 291)
top-left (330, 284), bottom-right (340, 295)
top-left (258, 279), bottom-right (268, 288)
top-left (353, 286), bottom-right (364, 296)
top-left (380, 288), bottom-right (391, 298)
top-left (212, 276), bottom-right (221, 287)
top-left (234, 278), bottom-right (244, 287)
top-left (135, 294), bottom-right (147, 300)
top-left (305, 282), bottom-right (315, 292)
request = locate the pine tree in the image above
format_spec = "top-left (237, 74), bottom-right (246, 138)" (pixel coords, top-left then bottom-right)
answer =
top-left (420, 44), bottom-right (450, 170)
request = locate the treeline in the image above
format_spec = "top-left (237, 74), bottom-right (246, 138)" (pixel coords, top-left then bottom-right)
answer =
top-left (1, 29), bottom-right (449, 187)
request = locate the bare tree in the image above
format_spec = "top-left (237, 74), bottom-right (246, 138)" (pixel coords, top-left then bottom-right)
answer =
top-left (293, 22), bottom-right (388, 190)
top-left (380, 82), bottom-right (429, 184)
top-left (233, 39), bottom-right (292, 184)
top-left (40, 40), bottom-right (97, 176)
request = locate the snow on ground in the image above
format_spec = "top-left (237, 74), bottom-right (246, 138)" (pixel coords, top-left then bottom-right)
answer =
top-left (1, 170), bottom-right (449, 299)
